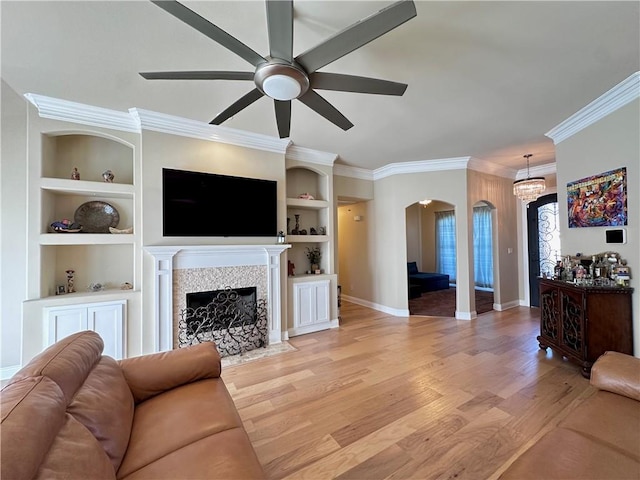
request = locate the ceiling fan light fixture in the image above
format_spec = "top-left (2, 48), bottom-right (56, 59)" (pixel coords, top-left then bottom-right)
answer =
top-left (254, 61), bottom-right (309, 101)
top-left (262, 74), bottom-right (301, 101)
top-left (513, 154), bottom-right (546, 203)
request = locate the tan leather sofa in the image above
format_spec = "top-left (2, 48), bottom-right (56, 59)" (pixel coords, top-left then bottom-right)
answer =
top-left (500, 351), bottom-right (640, 479)
top-left (1, 330), bottom-right (265, 479)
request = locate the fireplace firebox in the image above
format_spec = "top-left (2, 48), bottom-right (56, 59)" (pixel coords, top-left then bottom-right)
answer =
top-left (178, 286), bottom-right (268, 356)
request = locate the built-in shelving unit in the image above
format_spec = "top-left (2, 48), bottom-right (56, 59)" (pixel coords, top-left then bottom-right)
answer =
top-left (285, 164), bottom-right (338, 335)
top-left (22, 123), bottom-right (142, 363)
top-left (34, 133), bottom-right (138, 299)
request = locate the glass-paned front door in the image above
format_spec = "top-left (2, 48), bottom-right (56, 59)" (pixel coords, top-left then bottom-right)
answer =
top-left (538, 202), bottom-right (561, 279)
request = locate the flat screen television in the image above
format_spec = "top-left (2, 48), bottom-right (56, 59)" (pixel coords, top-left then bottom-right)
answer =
top-left (162, 168), bottom-right (277, 237)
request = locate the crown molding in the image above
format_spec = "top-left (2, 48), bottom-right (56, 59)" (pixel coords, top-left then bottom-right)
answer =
top-left (24, 93), bottom-right (139, 133)
top-left (338, 157), bottom-right (555, 182)
top-left (515, 162), bottom-right (557, 181)
top-left (129, 108), bottom-right (290, 154)
top-left (286, 144), bottom-right (338, 166)
top-left (545, 71), bottom-right (640, 145)
top-left (467, 157), bottom-right (517, 179)
top-left (333, 164), bottom-right (374, 180)
top-left (373, 157), bottom-right (471, 180)
top-left (23, 93), bottom-right (291, 154)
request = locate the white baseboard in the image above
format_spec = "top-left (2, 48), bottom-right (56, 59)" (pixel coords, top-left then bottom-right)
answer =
top-left (494, 300), bottom-right (522, 311)
top-left (342, 295), bottom-right (410, 317)
top-left (288, 318), bottom-right (339, 337)
top-left (456, 310), bottom-right (476, 321)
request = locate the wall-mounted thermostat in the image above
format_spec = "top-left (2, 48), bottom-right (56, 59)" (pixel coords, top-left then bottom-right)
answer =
top-left (605, 229), bottom-right (626, 244)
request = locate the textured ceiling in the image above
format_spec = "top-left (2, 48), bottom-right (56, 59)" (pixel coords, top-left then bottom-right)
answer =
top-left (2, 1), bottom-right (638, 171)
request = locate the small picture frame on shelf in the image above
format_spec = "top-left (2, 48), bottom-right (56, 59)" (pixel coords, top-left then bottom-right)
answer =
top-left (56, 285), bottom-right (66, 295)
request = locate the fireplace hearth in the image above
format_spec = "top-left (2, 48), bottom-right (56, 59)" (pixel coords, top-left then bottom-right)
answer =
top-left (178, 286), bottom-right (268, 356)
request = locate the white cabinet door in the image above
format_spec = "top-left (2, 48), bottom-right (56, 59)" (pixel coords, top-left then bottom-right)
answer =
top-left (314, 281), bottom-right (330, 324)
top-left (295, 283), bottom-right (315, 327)
top-left (44, 300), bottom-right (126, 359)
top-left (88, 303), bottom-right (125, 359)
top-left (46, 307), bottom-right (88, 346)
top-left (292, 280), bottom-right (330, 332)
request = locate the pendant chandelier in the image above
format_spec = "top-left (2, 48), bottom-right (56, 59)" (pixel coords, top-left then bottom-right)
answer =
top-left (513, 154), bottom-right (546, 203)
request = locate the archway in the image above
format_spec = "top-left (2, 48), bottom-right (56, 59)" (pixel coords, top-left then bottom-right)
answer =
top-left (405, 199), bottom-right (457, 317)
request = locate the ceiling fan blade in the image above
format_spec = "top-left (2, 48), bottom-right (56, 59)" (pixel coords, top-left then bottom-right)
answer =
top-left (298, 90), bottom-right (353, 131)
top-left (151, 1), bottom-right (266, 67)
top-left (274, 100), bottom-right (291, 138)
top-left (140, 71), bottom-right (255, 80)
top-left (210, 88), bottom-right (264, 124)
top-left (310, 72), bottom-right (407, 96)
top-left (266, 0), bottom-right (293, 62)
top-left (295, 0), bottom-right (416, 73)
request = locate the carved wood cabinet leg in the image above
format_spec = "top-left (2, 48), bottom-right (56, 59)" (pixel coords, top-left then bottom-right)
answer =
top-left (536, 336), bottom-right (549, 350)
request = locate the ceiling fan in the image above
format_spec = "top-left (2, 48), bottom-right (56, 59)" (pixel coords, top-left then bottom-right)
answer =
top-left (140, 0), bottom-right (417, 138)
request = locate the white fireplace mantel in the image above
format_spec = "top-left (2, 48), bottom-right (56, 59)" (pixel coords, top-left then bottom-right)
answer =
top-left (144, 244), bottom-right (290, 352)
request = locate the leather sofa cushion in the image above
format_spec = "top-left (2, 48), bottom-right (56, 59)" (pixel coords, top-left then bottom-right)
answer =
top-left (68, 356), bottom-right (134, 471)
top-left (1, 376), bottom-right (66, 480)
top-left (9, 331), bottom-right (103, 404)
top-left (117, 378), bottom-right (245, 478)
top-left (499, 427), bottom-right (640, 479)
top-left (119, 342), bottom-right (221, 403)
top-left (119, 428), bottom-right (265, 480)
top-left (35, 413), bottom-right (116, 480)
top-left (591, 351), bottom-right (640, 402)
top-left (559, 390), bottom-right (640, 461)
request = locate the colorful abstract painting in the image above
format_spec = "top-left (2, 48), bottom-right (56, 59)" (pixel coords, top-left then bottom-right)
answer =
top-left (567, 167), bottom-right (627, 228)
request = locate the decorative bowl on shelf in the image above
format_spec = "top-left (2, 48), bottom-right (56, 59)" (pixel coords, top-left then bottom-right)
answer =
top-left (298, 193), bottom-right (315, 200)
top-left (74, 201), bottom-right (119, 233)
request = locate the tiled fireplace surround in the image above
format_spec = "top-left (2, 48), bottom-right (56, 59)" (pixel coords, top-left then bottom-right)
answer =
top-left (145, 245), bottom-right (290, 352)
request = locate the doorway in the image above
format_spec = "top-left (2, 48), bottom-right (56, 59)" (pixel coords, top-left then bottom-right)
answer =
top-left (406, 200), bottom-right (458, 317)
top-left (527, 193), bottom-right (559, 307)
top-left (473, 202), bottom-right (495, 313)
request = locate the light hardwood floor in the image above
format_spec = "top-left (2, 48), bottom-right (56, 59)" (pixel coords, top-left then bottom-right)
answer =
top-left (222, 302), bottom-right (595, 480)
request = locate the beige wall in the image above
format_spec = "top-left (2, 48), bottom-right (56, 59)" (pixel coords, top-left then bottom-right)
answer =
top-left (373, 170), bottom-right (472, 314)
top-left (334, 175), bottom-right (374, 202)
top-left (336, 168), bottom-right (521, 317)
top-left (466, 170), bottom-right (520, 308)
top-left (1, 80), bottom-right (28, 370)
top-left (555, 99), bottom-right (639, 356)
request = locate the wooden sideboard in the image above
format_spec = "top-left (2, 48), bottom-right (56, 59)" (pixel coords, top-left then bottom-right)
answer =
top-left (538, 278), bottom-right (633, 378)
